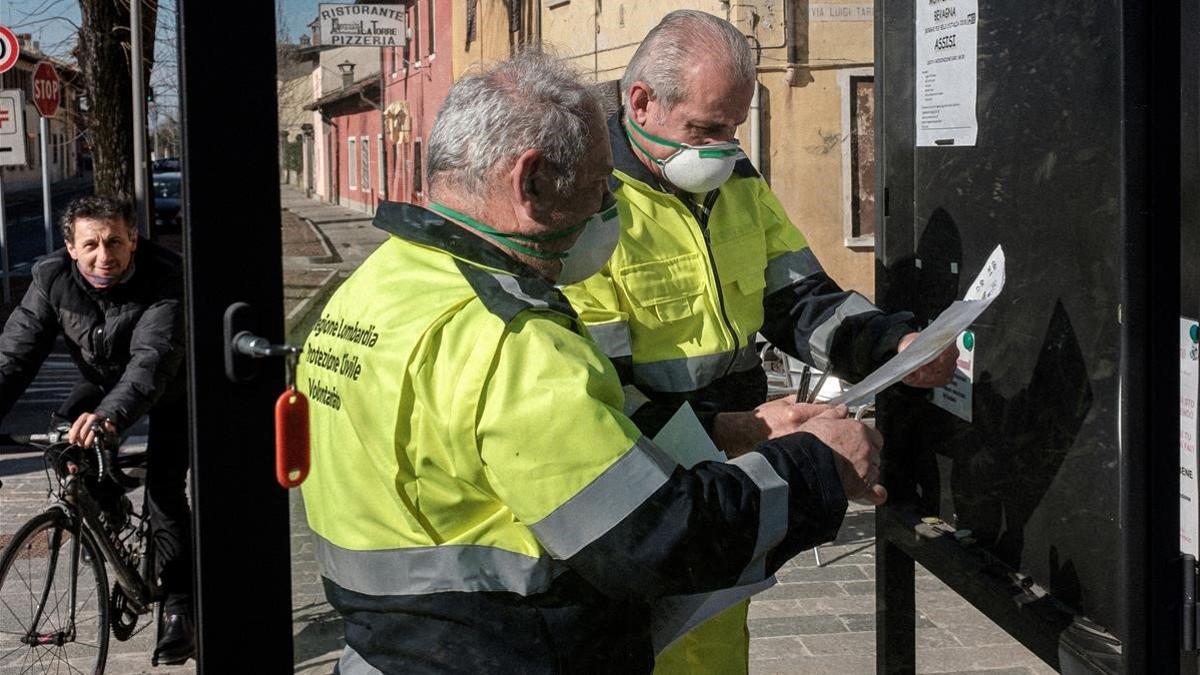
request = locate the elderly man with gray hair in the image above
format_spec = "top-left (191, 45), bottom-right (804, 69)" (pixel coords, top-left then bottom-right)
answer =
top-left (300, 50), bottom-right (883, 673)
top-left (560, 9), bottom-right (958, 674)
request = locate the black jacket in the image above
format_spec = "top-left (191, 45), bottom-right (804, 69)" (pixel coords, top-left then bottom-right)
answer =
top-left (0, 240), bottom-right (185, 430)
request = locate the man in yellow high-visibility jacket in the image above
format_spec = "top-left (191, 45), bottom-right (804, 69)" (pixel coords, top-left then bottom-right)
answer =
top-left (300, 50), bottom-right (888, 674)
top-left (562, 10), bottom-right (958, 673)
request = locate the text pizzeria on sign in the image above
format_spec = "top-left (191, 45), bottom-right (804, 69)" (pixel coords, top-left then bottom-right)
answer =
top-left (319, 3), bottom-right (407, 47)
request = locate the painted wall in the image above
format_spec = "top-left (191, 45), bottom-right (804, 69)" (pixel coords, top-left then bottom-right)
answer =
top-left (538, 0), bottom-right (878, 296)
top-left (383, 0), bottom-right (454, 205)
top-left (332, 106), bottom-right (384, 214)
top-left (311, 47), bottom-right (383, 205)
top-left (452, 0), bottom-right (537, 79)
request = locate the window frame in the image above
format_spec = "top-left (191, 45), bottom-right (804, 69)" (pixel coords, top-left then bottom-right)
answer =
top-left (360, 134), bottom-right (371, 194)
top-left (839, 67), bottom-right (877, 249)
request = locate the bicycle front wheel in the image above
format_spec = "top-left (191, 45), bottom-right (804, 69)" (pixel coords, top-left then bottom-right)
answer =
top-left (0, 510), bottom-right (110, 674)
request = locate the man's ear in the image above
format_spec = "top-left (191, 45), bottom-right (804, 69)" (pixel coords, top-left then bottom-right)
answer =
top-left (627, 82), bottom-right (654, 126)
top-left (508, 148), bottom-right (544, 220)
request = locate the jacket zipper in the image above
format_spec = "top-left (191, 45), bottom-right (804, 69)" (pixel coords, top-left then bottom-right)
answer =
top-left (686, 190), bottom-right (741, 377)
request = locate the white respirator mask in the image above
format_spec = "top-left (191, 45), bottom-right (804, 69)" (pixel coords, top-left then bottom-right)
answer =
top-left (556, 192), bottom-right (621, 285)
top-left (626, 115), bottom-right (742, 194)
top-left (428, 194), bottom-right (620, 286)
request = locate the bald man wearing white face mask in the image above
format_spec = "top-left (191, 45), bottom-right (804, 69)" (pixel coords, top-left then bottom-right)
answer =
top-left (562, 11), bottom-right (958, 673)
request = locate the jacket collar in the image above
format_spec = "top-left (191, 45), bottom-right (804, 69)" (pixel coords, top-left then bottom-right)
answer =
top-left (608, 109), bottom-right (668, 193)
top-left (372, 201), bottom-right (541, 278)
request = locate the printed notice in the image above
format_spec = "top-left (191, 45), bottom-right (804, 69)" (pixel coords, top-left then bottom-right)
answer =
top-left (930, 330), bottom-right (975, 422)
top-left (1182, 318), bottom-right (1199, 556)
top-left (916, 0), bottom-right (979, 146)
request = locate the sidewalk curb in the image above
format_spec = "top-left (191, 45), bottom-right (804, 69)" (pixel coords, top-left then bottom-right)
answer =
top-left (285, 269), bottom-right (341, 344)
top-left (283, 213), bottom-right (340, 266)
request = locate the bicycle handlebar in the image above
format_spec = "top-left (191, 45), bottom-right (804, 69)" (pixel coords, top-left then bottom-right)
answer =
top-left (89, 421), bottom-right (141, 491)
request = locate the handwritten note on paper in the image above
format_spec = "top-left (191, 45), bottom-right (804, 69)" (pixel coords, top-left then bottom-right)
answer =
top-left (829, 245), bottom-right (1005, 407)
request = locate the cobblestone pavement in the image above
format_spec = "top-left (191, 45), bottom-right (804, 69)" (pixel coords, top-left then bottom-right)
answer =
top-left (747, 503), bottom-right (1055, 674)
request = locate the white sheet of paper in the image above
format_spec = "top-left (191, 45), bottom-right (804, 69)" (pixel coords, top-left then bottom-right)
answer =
top-left (829, 245), bottom-right (1005, 407)
top-left (648, 404), bottom-right (774, 653)
top-left (650, 577), bottom-right (776, 654)
top-left (652, 402), bottom-right (725, 468)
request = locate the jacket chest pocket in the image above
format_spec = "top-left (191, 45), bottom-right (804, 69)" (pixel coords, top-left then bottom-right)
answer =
top-left (617, 253), bottom-right (706, 325)
top-left (711, 231), bottom-right (767, 298)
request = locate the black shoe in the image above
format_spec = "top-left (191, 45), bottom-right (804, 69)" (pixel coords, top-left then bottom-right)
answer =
top-left (154, 613), bottom-right (195, 665)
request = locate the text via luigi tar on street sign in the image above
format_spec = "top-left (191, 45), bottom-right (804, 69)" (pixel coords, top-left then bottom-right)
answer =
top-left (916, 0), bottom-right (979, 147)
top-left (319, 3), bottom-right (407, 47)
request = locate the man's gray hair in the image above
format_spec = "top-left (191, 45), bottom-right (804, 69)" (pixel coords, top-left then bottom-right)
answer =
top-left (621, 10), bottom-right (756, 111)
top-left (427, 50), bottom-right (600, 198)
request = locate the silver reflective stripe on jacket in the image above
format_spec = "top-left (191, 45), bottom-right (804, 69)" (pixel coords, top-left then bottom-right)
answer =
top-left (316, 538), bottom-right (569, 597)
top-left (338, 646), bottom-right (384, 675)
top-left (623, 384), bottom-right (651, 417)
top-left (764, 247), bottom-right (824, 296)
top-left (631, 344), bottom-right (760, 393)
top-left (588, 321), bottom-right (633, 359)
top-left (807, 293), bottom-right (879, 372)
top-left (529, 435), bottom-right (676, 559)
top-left (728, 451), bottom-right (789, 584)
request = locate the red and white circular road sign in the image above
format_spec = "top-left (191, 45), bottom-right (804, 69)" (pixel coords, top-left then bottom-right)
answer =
top-left (32, 61), bottom-right (60, 118)
top-left (0, 26), bottom-right (19, 75)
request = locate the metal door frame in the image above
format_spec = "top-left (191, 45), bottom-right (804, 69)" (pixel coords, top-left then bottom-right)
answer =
top-left (873, 1), bottom-right (1184, 672)
top-left (178, 2), bottom-right (294, 671)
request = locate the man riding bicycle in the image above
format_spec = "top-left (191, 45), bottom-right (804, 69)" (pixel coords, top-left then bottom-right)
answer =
top-left (0, 195), bottom-right (194, 665)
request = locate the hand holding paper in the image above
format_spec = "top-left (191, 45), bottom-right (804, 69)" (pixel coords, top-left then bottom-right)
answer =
top-left (829, 245), bottom-right (1006, 407)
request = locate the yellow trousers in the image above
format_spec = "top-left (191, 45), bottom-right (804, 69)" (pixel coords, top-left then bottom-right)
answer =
top-left (653, 600), bottom-right (750, 675)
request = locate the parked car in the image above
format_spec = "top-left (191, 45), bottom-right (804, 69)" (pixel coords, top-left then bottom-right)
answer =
top-left (153, 172), bottom-right (182, 231)
top-left (153, 157), bottom-right (181, 172)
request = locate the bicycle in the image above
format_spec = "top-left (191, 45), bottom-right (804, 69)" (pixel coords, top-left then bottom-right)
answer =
top-left (0, 423), bottom-right (165, 674)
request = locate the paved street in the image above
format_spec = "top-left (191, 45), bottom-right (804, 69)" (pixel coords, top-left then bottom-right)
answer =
top-left (0, 185), bottom-right (1055, 673)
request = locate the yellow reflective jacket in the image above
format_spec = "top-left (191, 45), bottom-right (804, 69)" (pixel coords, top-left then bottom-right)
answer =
top-left (563, 112), bottom-right (916, 433)
top-left (299, 202), bottom-right (849, 674)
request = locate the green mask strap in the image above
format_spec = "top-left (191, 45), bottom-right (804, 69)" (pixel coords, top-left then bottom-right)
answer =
top-left (625, 116), bottom-right (742, 161)
top-left (428, 203), bottom-right (583, 260)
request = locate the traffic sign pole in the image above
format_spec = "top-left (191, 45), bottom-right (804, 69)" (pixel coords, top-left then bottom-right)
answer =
top-left (32, 61), bottom-right (61, 256)
top-left (40, 116), bottom-right (52, 254)
top-left (0, 172), bottom-right (10, 305)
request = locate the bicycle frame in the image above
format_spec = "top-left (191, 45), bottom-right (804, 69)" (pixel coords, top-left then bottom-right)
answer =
top-left (20, 459), bottom-right (157, 652)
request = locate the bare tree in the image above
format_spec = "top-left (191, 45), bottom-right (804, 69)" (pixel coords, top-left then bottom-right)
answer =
top-left (76, 0), bottom-right (158, 200)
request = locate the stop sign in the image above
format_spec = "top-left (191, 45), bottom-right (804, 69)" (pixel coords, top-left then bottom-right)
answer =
top-left (32, 61), bottom-right (60, 118)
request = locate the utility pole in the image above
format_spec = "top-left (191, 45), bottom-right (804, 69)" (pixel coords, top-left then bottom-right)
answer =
top-left (131, 0), bottom-right (151, 237)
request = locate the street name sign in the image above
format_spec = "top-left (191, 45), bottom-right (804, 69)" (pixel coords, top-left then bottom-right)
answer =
top-left (318, 4), bottom-right (406, 47)
top-left (32, 61), bottom-right (60, 118)
top-left (0, 89), bottom-right (27, 166)
top-left (0, 26), bottom-right (17, 75)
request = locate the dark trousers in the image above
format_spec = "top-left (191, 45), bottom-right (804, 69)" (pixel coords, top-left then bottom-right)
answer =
top-left (56, 381), bottom-right (194, 615)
